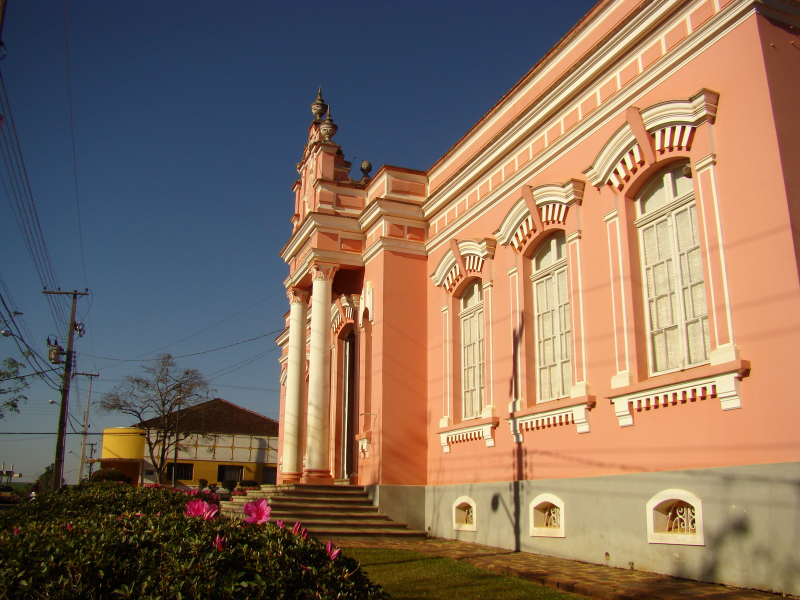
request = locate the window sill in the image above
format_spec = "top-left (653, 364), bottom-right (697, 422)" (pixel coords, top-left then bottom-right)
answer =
top-left (608, 359), bottom-right (750, 427)
top-left (507, 396), bottom-right (595, 441)
top-left (438, 417), bottom-right (500, 453)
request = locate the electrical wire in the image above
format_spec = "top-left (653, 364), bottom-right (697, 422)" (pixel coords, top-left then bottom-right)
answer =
top-left (61, 0), bottom-right (88, 290)
top-left (93, 290), bottom-right (286, 370)
top-left (207, 347), bottom-right (279, 382)
top-left (82, 328), bottom-right (284, 363)
top-left (0, 69), bottom-right (69, 335)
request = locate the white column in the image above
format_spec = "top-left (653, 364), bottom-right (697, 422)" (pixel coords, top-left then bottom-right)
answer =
top-left (281, 288), bottom-right (309, 483)
top-left (303, 263), bottom-right (337, 484)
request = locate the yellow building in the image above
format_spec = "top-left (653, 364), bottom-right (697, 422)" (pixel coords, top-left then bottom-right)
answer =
top-left (97, 398), bottom-right (278, 487)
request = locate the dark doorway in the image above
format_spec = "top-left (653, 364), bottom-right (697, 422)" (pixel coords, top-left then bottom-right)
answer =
top-left (341, 331), bottom-right (358, 479)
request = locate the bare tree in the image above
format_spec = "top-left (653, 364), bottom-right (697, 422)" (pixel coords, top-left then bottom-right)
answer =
top-left (0, 355), bottom-right (29, 419)
top-left (99, 354), bottom-right (211, 483)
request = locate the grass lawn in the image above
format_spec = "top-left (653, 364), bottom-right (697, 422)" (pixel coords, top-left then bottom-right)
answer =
top-left (344, 548), bottom-right (582, 600)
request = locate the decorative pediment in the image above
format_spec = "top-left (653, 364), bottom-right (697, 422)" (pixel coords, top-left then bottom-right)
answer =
top-left (431, 249), bottom-right (462, 292)
top-left (331, 294), bottom-right (360, 334)
top-left (532, 179), bottom-right (585, 225)
top-left (584, 89), bottom-right (720, 190)
top-left (457, 238), bottom-right (496, 275)
top-left (494, 198), bottom-right (535, 251)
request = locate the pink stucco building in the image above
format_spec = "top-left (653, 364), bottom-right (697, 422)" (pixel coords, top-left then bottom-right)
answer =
top-left (275, 0), bottom-right (800, 593)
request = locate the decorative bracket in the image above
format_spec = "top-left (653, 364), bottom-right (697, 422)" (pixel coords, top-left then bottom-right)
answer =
top-left (439, 419), bottom-right (499, 453)
top-left (609, 368), bottom-right (745, 428)
top-left (507, 402), bottom-right (592, 442)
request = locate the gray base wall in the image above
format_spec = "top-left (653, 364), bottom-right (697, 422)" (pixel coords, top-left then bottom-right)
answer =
top-left (421, 462), bottom-right (800, 596)
top-left (365, 484), bottom-right (426, 531)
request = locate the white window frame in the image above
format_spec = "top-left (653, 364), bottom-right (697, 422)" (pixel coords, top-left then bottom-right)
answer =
top-left (646, 489), bottom-right (705, 546)
top-left (636, 163), bottom-right (710, 376)
top-left (531, 233), bottom-right (571, 403)
top-left (459, 280), bottom-right (484, 420)
top-left (530, 493), bottom-right (566, 538)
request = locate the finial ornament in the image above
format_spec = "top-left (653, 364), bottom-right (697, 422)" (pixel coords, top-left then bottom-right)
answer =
top-left (319, 107), bottom-right (338, 141)
top-left (310, 87), bottom-right (328, 121)
top-left (361, 160), bottom-right (372, 182)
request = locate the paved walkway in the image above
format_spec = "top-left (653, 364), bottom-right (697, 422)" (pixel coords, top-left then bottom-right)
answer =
top-left (329, 537), bottom-right (793, 600)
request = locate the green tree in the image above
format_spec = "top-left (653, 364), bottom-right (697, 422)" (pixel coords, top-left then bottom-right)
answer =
top-left (0, 356), bottom-right (29, 419)
top-left (33, 463), bottom-right (65, 494)
top-left (99, 354), bottom-right (211, 484)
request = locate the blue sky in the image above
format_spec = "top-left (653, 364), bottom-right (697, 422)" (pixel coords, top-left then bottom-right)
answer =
top-left (0, 1), bottom-right (596, 483)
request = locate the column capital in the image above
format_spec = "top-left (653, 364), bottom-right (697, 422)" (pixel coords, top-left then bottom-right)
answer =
top-left (287, 288), bottom-right (310, 304)
top-left (310, 263), bottom-right (338, 281)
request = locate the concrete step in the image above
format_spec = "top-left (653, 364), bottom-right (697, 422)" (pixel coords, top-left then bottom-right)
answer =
top-left (220, 484), bottom-right (427, 540)
top-left (306, 527), bottom-right (428, 538)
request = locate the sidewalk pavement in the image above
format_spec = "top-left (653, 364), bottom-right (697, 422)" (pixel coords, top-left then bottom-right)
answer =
top-left (329, 537), bottom-right (793, 600)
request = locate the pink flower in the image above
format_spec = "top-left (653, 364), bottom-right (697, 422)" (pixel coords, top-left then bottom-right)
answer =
top-left (242, 498), bottom-right (271, 525)
top-left (156, 512), bottom-right (161, 517)
top-left (292, 521), bottom-right (302, 535)
top-left (13, 528), bottom-right (20, 535)
top-left (276, 519), bottom-right (284, 529)
top-left (212, 534), bottom-right (225, 551)
top-left (301, 527), bottom-right (307, 540)
top-left (67, 523), bottom-right (73, 532)
top-left (326, 541), bottom-right (341, 560)
top-left (186, 499), bottom-right (218, 520)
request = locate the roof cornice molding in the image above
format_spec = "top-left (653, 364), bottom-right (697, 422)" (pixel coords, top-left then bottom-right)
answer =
top-left (423, 0), bottom-right (679, 215)
top-left (280, 212), bottom-right (362, 263)
top-left (359, 197), bottom-right (426, 231)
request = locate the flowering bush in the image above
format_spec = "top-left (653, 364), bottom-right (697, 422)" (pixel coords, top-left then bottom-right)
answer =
top-left (90, 467), bottom-right (128, 483)
top-left (242, 498), bottom-right (270, 525)
top-left (0, 483), bottom-right (387, 599)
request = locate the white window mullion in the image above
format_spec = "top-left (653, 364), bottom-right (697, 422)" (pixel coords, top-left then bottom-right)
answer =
top-left (460, 280), bottom-right (485, 420)
top-left (638, 163), bottom-right (709, 376)
top-left (533, 238), bottom-right (571, 403)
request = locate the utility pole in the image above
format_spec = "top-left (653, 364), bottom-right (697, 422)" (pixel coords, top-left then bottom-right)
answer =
top-left (73, 371), bottom-right (99, 481)
top-left (86, 442), bottom-right (97, 480)
top-left (43, 289), bottom-right (88, 490)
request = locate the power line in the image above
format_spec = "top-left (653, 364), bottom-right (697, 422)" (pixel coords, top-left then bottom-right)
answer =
top-left (61, 0), bottom-right (88, 290)
top-left (81, 329), bottom-right (281, 363)
top-left (0, 69), bottom-right (69, 335)
top-left (207, 347), bottom-right (279, 382)
top-left (98, 289), bottom-right (285, 367)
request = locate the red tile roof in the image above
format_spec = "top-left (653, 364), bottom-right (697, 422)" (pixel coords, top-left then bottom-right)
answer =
top-left (137, 398), bottom-right (278, 436)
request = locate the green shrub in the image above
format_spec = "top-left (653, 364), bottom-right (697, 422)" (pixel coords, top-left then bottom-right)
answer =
top-left (238, 479), bottom-right (258, 488)
top-left (220, 479), bottom-right (237, 492)
top-left (0, 484), bottom-right (386, 599)
top-left (91, 467), bottom-right (128, 483)
top-left (198, 478), bottom-right (208, 490)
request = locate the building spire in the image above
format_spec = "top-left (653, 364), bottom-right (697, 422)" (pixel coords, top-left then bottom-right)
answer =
top-left (310, 87), bottom-right (328, 122)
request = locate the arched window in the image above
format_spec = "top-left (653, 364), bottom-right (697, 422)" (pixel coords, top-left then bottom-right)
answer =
top-left (460, 279), bottom-right (484, 420)
top-left (531, 232), bottom-right (571, 402)
top-left (636, 162), bottom-right (709, 374)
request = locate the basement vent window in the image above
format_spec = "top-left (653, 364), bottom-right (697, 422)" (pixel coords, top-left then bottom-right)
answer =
top-left (646, 489), bottom-right (704, 546)
top-left (453, 496), bottom-right (477, 532)
top-left (530, 493), bottom-right (565, 538)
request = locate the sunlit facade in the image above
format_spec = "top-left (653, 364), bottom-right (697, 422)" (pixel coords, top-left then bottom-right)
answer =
top-left (275, 1), bottom-right (800, 594)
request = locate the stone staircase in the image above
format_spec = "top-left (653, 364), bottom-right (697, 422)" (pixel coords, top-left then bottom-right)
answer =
top-left (219, 484), bottom-right (428, 539)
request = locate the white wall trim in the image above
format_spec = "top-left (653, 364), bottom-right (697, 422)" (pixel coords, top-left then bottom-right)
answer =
top-left (530, 493), bottom-right (566, 538)
top-left (609, 369), bottom-right (743, 427)
top-left (507, 403), bottom-right (591, 442)
top-left (646, 489), bottom-right (705, 546)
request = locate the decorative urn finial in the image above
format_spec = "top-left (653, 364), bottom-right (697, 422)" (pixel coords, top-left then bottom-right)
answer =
top-left (361, 160), bottom-right (372, 182)
top-left (310, 87), bottom-right (328, 121)
top-left (319, 107), bottom-right (338, 141)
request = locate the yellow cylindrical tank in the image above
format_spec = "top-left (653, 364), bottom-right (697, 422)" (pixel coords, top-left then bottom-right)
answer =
top-left (101, 428), bottom-right (146, 460)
